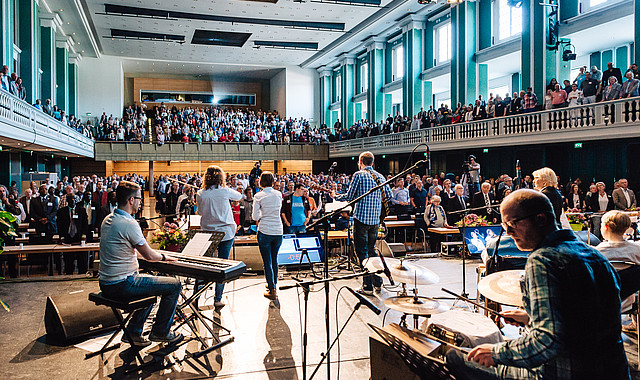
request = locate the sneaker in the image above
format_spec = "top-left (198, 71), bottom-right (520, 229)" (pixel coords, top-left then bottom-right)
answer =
top-left (356, 288), bottom-right (374, 296)
top-left (214, 301), bottom-right (226, 308)
top-left (149, 332), bottom-right (184, 345)
top-left (123, 333), bottom-right (152, 347)
top-left (374, 286), bottom-right (382, 293)
top-left (264, 289), bottom-right (277, 300)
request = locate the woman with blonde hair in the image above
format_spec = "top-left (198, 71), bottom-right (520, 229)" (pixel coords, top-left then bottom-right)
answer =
top-left (532, 167), bottom-right (563, 224)
top-left (197, 165), bottom-right (243, 307)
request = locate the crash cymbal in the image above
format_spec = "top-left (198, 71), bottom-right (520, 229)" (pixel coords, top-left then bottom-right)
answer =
top-left (477, 270), bottom-right (524, 307)
top-left (384, 296), bottom-right (449, 315)
top-left (363, 257), bottom-right (439, 285)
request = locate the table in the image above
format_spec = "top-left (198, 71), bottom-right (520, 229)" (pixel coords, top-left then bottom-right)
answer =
top-left (2, 242), bottom-right (100, 277)
top-left (427, 227), bottom-right (460, 234)
top-left (384, 215), bottom-right (415, 221)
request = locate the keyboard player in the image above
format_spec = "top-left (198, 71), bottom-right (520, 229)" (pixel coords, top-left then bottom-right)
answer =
top-left (98, 181), bottom-right (183, 346)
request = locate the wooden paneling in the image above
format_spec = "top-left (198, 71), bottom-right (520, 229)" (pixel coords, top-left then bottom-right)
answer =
top-left (131, 77), bottom-right (263, 109)
top-left (111, 160), bottom-right (283, 177)
top-left (278, 160), bottom-right (313, 174)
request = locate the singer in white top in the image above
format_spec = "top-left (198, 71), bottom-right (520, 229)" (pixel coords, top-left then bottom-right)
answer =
top-left (197, 165), bottom-right (243, 307)
top-left (252, 172), bottom-right (284, 300)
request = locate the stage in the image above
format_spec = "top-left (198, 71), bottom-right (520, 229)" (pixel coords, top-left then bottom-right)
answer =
top-left (1, 256), bottom-right (639, 379)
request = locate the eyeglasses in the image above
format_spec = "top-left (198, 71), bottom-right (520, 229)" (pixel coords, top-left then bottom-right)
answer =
top-left (501, 213), bottom-right (539, 230)
top-left (132, 196), bottom-right (142, 200)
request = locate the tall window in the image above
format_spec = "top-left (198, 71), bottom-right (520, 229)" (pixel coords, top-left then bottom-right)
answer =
top-left (335, 73), bottom-right (341, 102)
top-left (589, 0), bottom-right (611, 7)
top-left (392, 45), bottom-right (404, 81)
top-left (361, 62), bottom-right (368, 93)
top-left (495, 0), bottom-right (522, 41)
top-left (435, 22), bottom-right (451, 64)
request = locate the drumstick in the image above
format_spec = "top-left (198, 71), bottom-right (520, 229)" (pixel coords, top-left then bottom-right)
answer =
top-left (441, 288), bottom-right (525, 327)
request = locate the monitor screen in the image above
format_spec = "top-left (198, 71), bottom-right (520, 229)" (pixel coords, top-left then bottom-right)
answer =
top-left (277, 233), bottom-right (324, 266)
top-left (462, 225), bottom-right (503, 255)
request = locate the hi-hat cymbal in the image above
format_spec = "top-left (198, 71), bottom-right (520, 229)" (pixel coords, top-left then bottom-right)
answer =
top-left (384, 296), bottom-right (449, 315)
top-left (363, 257), bottom-right (439, 285)
top-left (477, 270), bottom-right (524, 307)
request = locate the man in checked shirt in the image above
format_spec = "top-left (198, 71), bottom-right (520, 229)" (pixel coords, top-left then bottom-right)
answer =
top-left (446, 189), bottom-right (630, 379)
top-left (332, 151), bottom-right (392, 295)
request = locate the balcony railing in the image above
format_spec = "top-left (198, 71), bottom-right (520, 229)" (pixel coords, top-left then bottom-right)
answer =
top-left (94, 141), bottom-right (329, 161)
top-left (0, 90), bottom-right (94, 157)
top-left (329, 98), bottom-right (640, 157)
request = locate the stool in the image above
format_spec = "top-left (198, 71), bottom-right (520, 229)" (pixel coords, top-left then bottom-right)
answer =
top-left (85, 292), bottom-right (157, 372)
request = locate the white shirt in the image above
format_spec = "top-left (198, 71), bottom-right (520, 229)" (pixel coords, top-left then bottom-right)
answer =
top-left (598, 193), bottom-right (609, 211)
top-left (622, 188), bottom-right (631, 208)
top-left (252, 187), bottom-right (283, 235)
top-left (596, 240), bottom-right (640, 311)
top-left (197, 186), bottom-right (243, 241)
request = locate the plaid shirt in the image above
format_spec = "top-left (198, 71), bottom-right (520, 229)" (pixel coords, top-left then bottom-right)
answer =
top-left (492, 230), bottom-right (629, 379)
top-left (523, 92), bottom-right (538, 110)
top-left (336, 166), bottom-right (392, 225)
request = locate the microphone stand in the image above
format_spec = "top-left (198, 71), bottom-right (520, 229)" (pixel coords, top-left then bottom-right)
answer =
top-left (306, 158), bottom-right (428, 380)
top-left (280, 270), bottom-right (383, 380)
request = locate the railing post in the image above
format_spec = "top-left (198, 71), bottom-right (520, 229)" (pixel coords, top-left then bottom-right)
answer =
top-left (594, 103), bottom-right (604, 126)
top-left (615, 100), bottom-right (623, 125)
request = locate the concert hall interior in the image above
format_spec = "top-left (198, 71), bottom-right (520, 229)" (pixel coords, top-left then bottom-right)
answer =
top-left (2, 0), bottom-right (640, 379)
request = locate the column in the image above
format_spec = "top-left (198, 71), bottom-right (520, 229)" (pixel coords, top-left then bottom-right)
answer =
top-left (512, 73), bottom-right (520, 93)
top-left (451, 1), bottom-right (477, 106)
top-left (18, 0), bottom-right (40, 103)
top-left (401, 16), bottom-right (425, 118)
top-left (40, 12), bottom-right (60, 104)
top-left (55, 35), bottom-right (69, 111)
top-left (0, 0), bottom-right (15, 70)
top-left (478, 64), bottom-right (488, 99)
top-left (590, 52), bottom-right (601, 71)
top-left (478, 0), bottom-right (492, 50)
top-left (559, 0), bottom-right (579, 21)
top-left (365, 37), bottom-right (385, 123)
top-left (339, 55), bottom-right (355, 128)
top-left (423, 81), bottom-right (432, 109)
top-left (616, 46), bottom-right (629, 72)
top-left (149, 161), bottom-right (154, 197)
top-left (68, 53), bottom-right (80, 116)
top-left (318, 69), bottom-right (332, 127)
top-left (521, 0), bottom-right (550, 99)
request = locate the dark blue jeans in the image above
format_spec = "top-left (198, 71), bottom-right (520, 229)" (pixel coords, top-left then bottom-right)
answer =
top-left (214, 239), bottom-right (234, 302)
top-left (100, 273), bottom-right (181, 337)
top-left (257, 232), bottom-right (283, 290)
top-left (353, 219), bottom-right (382, 290)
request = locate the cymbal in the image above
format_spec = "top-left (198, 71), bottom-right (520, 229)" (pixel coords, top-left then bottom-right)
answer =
top-left (363, 257), bottom-right (439, 285)
top-left (384, 296), bottom-right (449, 315)
top-left (477, 270), bottom-right (524, 307)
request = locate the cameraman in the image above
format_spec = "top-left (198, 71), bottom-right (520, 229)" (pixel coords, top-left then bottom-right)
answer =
top-left (467, 155), bottom-right (481, 194)
top-left (250, 161), bottom-right (263, 185)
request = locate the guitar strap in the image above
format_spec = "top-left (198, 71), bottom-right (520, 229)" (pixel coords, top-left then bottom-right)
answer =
top-left (367, 169), bottom-right (390, 224)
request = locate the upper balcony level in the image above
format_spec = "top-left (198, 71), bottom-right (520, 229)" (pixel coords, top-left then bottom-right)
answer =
top-left (94, 141), bottom-right (329, 161)
top-left (329, 98), bottom-right (640, 157)
top-left (0, 91), bottom-right (94, 158)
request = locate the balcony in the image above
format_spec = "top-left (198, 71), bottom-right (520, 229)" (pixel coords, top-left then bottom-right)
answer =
top-left (94, 142), bottom-right (330, 161)
top-left (0, 91), bottom-right (94, 158)
top-left (329, 98), bottom-right (640, 157)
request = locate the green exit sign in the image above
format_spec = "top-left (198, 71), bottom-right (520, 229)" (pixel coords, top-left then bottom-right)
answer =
top-left (574, 143), bottom-right (583, 149)
top-left (483, 149), bottom-right (489, 153)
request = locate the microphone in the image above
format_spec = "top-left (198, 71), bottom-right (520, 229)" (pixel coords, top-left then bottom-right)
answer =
top-left (426, 145), bottom-right (431, 173)
top-left (376, 252), bottom-right (395, 286)
top-left (329, 162), bottom-right (337, 172)
top-left (346, 286), bottom-right (381, 315)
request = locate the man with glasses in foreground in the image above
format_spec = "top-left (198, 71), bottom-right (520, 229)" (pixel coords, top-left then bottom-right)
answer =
top-left (99, 181), bottom-right (183, 346)
top-left (446, 189), bottom-right (629, 379)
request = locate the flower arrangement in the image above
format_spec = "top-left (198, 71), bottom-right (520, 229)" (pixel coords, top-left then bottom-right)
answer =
top-left (151, 222), bottom-right (188, 251)
top-left (454, 213), bottom-right (491, 227)
top-left (566, 209), bottom-right (587, 231)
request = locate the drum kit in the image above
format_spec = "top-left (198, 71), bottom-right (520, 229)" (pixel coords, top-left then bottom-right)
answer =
top-left (363, 257), bottom-right (525, 332)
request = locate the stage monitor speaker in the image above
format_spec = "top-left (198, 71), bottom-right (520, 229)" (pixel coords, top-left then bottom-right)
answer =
top-left (44, 290), bottom-right (119, 343)
top-left (233, 245), bottom-right (264, 272)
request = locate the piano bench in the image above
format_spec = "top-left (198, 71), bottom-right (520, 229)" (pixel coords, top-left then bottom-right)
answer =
top-left (85, 292), bottom-right (158, 373)
top-left (89, 292), bottom-right (157, 313)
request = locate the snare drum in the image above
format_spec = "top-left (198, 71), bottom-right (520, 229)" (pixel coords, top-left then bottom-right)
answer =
top-left (421, 310), bottom-right (504, 348)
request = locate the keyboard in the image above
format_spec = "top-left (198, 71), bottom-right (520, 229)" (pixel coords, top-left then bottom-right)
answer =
top-left (139, 251), bottom-right (246, 283)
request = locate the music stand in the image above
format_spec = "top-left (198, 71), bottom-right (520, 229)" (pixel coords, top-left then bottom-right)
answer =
top-left (369, 323), bottom-right (457, 380)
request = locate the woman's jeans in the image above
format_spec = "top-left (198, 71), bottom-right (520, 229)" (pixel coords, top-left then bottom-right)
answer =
top-left (100, 273), bottom-right (181, 337)
top-left (214, 239), bottom-right (234, 302)
top-left (257, 232), bottom-right (283, 290)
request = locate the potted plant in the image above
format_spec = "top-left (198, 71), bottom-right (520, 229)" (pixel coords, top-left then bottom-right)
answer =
top-left (0, 211), bottom-right (18, 252)
top-left (566, 209), bottom-right (587, 231)
top-left (150, 222), bottom-right (188, 252)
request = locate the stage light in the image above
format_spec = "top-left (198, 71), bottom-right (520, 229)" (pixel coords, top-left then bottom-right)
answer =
top-left (562, 49), bottom-right (576, 61)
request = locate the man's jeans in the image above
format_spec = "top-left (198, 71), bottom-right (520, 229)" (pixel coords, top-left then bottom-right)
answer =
top-left (100, 273), bottom-right (181, 337)
top-left (257, 232), bottom-right (283, 290)
top-left (353, 219), bottom-right (382, 290)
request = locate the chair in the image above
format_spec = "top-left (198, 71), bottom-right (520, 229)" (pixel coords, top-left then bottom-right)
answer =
top-left (610, 261), bottom-right (640, 363)
top-left (85, 292), bottom-right (157, 374)
top-left (413, 216), bottom-right (428, 253)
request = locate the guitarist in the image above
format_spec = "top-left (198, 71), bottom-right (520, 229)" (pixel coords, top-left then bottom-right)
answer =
top-left (332, 151), bottom-right (392, 296)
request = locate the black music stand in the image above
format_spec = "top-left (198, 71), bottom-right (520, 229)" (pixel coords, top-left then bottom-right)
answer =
top-left (369, 323), bottom-right (457, 380)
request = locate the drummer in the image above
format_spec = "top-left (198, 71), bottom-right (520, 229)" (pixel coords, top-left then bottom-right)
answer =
top-left (446, 189), bottom-right (630, 379)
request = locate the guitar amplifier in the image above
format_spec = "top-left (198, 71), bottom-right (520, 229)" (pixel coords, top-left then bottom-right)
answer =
top-left (441, 242), bottom-right (463, 257)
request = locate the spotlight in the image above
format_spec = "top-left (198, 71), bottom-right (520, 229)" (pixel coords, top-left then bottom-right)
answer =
top-left (562, 49), bottom-right (576, 61)
top-left (417, 0), bottom-right (433, 4)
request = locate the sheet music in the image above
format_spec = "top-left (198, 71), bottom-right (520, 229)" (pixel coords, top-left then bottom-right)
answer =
top-left (183, 232), bottom-right (213, 256)
top-left (325, 201), bottom-right (351, 213)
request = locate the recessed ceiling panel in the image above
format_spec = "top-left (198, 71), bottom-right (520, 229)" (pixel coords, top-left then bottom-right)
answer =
top-left (192, 30), bottom-right (252, 47)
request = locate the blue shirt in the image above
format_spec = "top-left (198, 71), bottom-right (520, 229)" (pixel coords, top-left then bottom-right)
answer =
top-left (336, 166), bottom-right (392, 225)
top-left (290, 195), bottom-right (306, 226)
